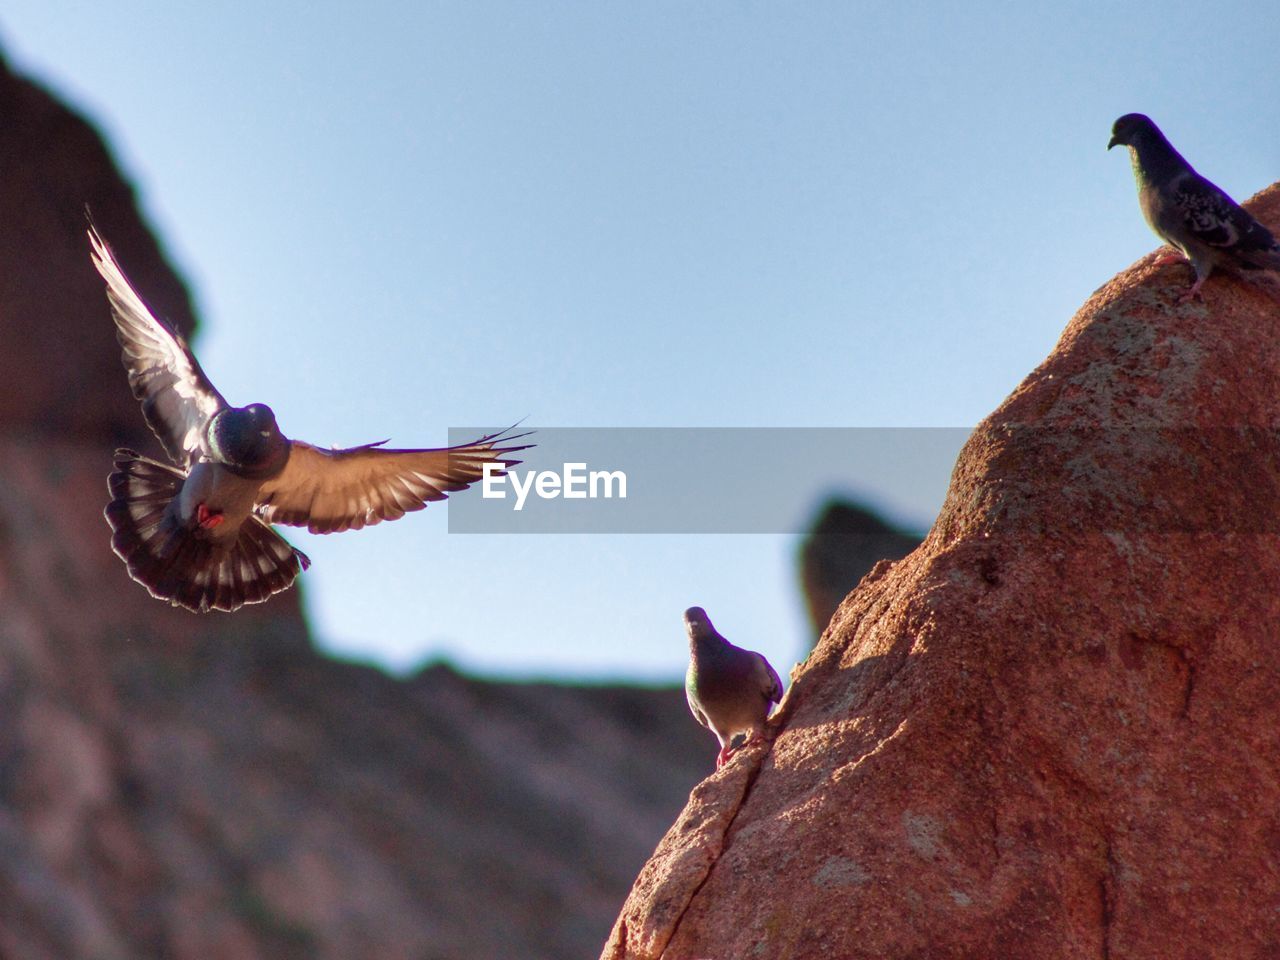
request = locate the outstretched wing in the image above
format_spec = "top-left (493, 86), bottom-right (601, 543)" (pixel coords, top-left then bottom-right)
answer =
top-left (89, 226), bottom-right (226, 468)
top-left (1174, 173), bottom-right (1278, 259)
top-left (256, 429), bottom-right (532, 534)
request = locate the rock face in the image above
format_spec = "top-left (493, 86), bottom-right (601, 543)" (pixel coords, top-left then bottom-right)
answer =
top-left (0, 51), bottom-right (714, 960)
top-left (603, 187), bottom-right (1280, 959)
top-left (0, 49), bottom-right (198, 449)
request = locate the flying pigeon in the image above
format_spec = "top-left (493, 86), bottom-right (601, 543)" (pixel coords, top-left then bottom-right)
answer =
top-left (1108, 113), bottom-right (1280, 300)
top-left (683, 607), bottom-right (783, 769)
top-left (90, 226), bottom-right (530, 613)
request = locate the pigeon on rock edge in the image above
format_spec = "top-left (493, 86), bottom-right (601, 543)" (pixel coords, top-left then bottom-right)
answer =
top-left (1108, 113), bottom-right (1280, 301)
top-left (91, 226), bottom-right (530, 613)
top-left (684, 607), bottom-right (784, 769)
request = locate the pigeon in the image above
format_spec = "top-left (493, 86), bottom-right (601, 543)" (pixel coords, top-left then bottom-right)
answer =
top-left (90, 226), bottom-right (530, 613)
top-left (1108, 113), bottom-right (1280, 300)
top-left (683, 607), bottom-right (783, 769)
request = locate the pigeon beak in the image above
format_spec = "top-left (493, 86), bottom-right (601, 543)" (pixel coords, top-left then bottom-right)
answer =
top-left (683, 607), bottom-right (706, 625)
top-left (683, 606), bottom-right (710, 637)
top-left (1106, 135), bottom-right (1120, 150)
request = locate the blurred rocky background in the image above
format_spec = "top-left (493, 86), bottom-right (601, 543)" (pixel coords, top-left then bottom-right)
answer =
top-left (0, 50), bottom-right (912, 959)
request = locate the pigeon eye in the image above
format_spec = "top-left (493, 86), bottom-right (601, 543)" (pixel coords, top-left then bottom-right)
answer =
top-left (260, 430), bottom-right (271, 437)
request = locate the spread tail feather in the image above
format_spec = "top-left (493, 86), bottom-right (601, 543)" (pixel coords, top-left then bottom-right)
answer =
top-left (1242, 245), bottom-right (1280, 272)
top-left (104, 449), bottom-right (311, 613)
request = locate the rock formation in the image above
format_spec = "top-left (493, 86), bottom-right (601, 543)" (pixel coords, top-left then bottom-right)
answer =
top-left (798, 500), bottom-right (921, 644)
top-left (0, 51), bottom-right (715, 960)
top-left (603, 187), bottom-right (1280, 958)
top-left (0, 49), bottom-right (198, 448)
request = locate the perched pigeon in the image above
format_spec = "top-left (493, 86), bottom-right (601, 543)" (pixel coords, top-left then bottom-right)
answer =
top-left (91, 226), bottom-right (530, 613)
top-left (1108, 113), bottom-right (1280, 300)
top-left (683, 607), bottom-right (783, 769)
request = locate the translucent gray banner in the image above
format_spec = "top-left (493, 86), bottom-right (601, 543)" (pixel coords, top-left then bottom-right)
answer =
top-left (447, 428), bottom-right (968, 533)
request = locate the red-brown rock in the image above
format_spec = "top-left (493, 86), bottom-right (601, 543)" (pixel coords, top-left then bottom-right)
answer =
top-left (0, 49), bottom-right (198, 450)
top-left (603, 186), bottom-right (1280, 959)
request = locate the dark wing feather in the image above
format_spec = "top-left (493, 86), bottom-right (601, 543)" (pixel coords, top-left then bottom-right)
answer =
top-left (755, 653), bottom-right (784, 705)
top-left (89, 226), bottom-right (227, 468)
top-left (256, 429), bottom-right (532, 534)
top-left (1175, 174), bottom-right (1278, 256)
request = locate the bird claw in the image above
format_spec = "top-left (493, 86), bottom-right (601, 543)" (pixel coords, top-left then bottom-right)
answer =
top-left (715, 734), bottom-right (770, 770)
top-left (1175, 280), bottom-right (1206, 305)
top-left (196, 503), bottom-right (224, 529)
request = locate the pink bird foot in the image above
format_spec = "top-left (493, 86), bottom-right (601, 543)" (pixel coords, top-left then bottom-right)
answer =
top-left (196, 503), bottom-right (224, 529)
top-left (715, 746), bottom-right (734, 769)
top-left (1176, 277), bottom-right (1206, 304)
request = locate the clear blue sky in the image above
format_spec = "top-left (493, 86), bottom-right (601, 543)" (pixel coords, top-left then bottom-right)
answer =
top-left (3, 2), bottom-right (1274, 679)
